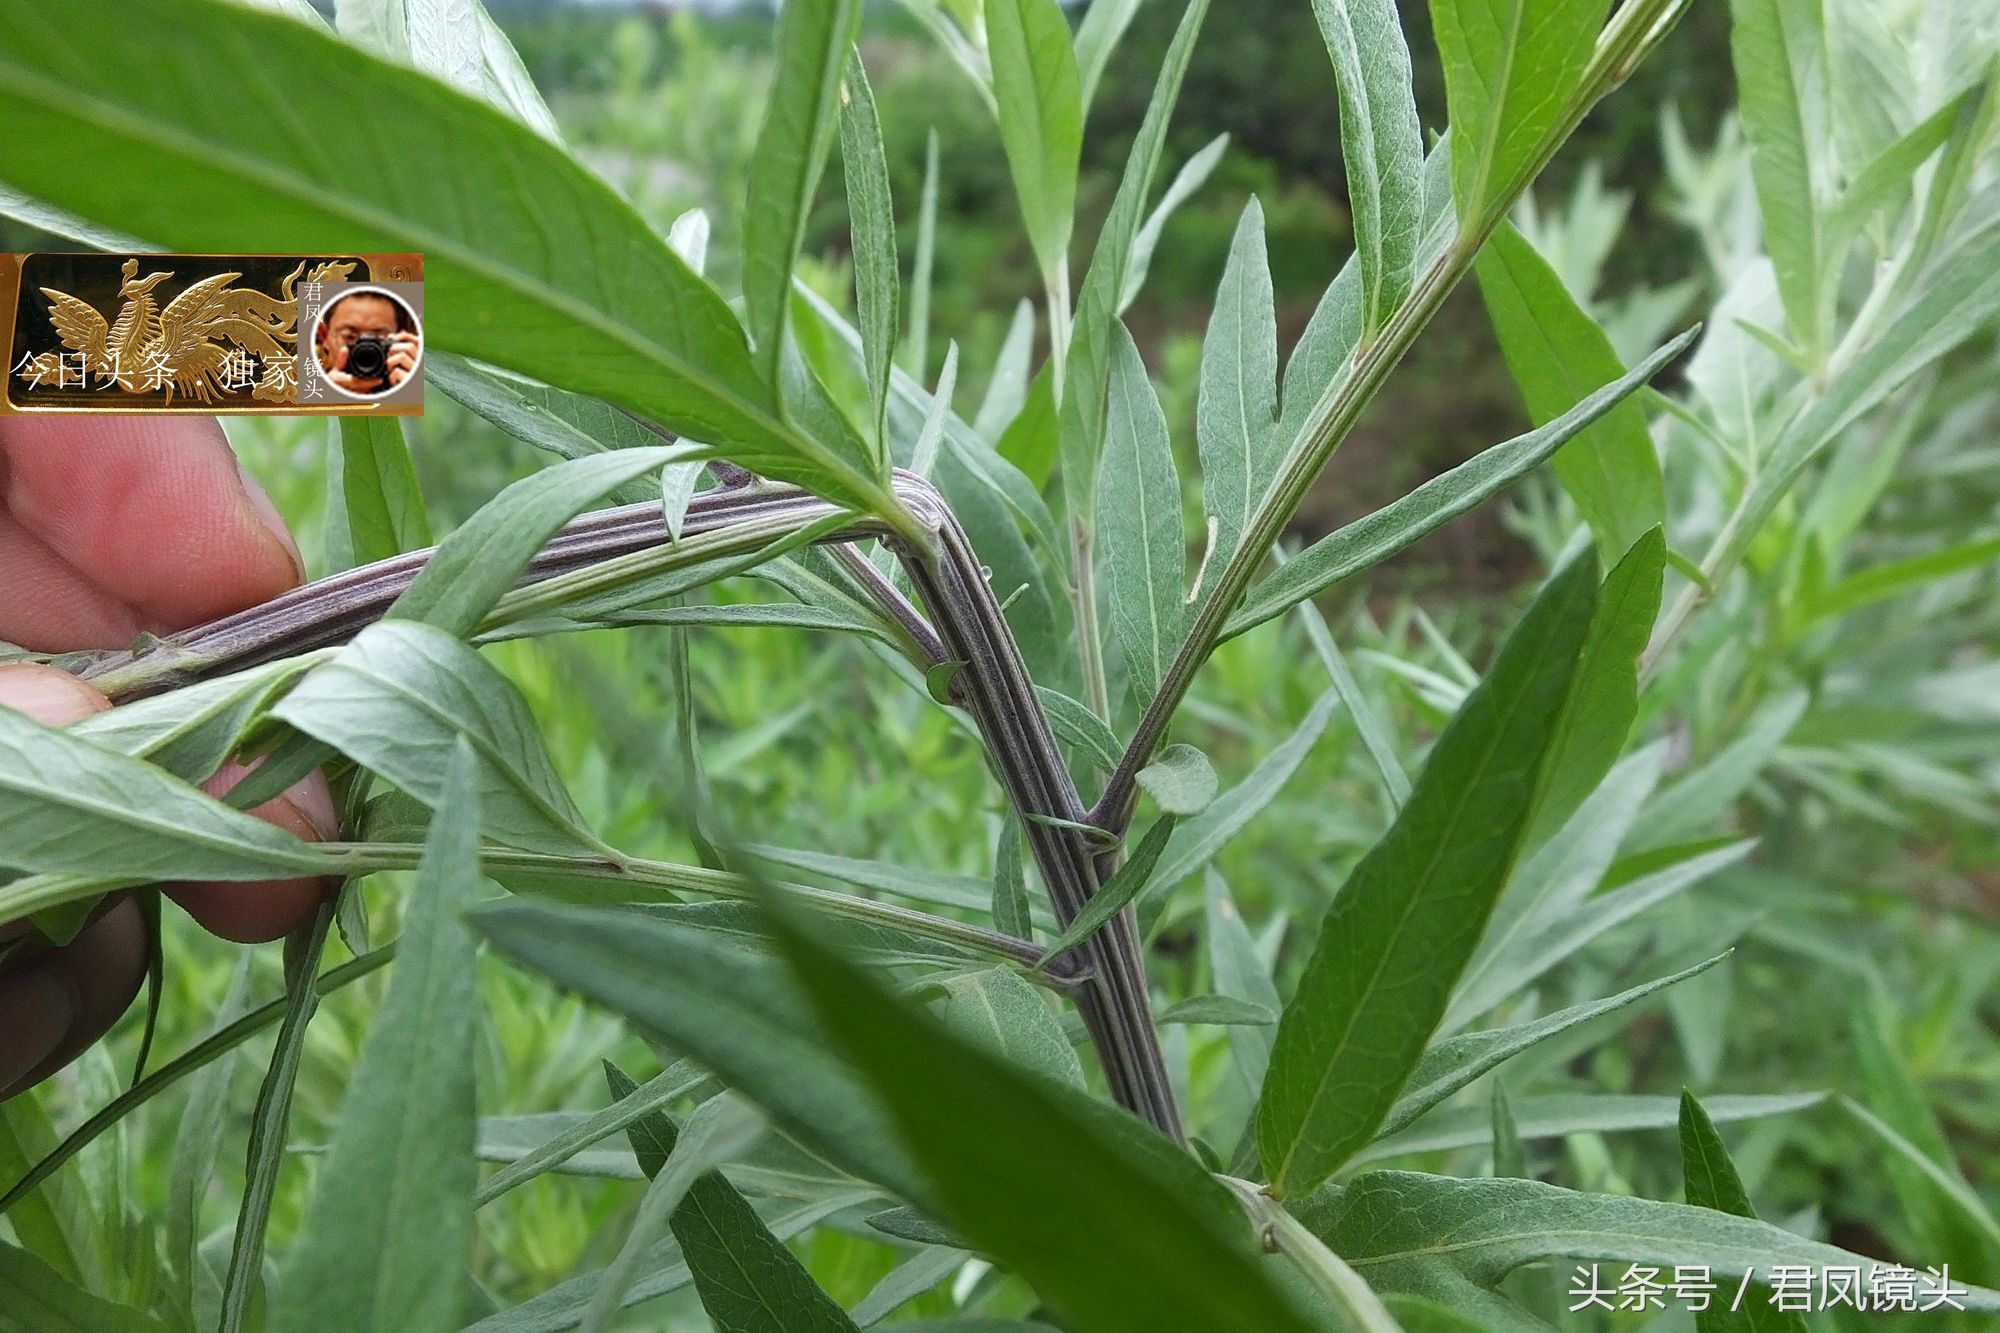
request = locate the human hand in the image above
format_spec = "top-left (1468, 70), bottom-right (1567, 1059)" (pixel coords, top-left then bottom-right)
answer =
top-left (0, 416), bottom-right (336, 1100)
top-left (384, 330), bottom-right (419, 388)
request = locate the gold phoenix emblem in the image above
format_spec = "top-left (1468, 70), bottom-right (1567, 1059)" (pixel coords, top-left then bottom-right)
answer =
top-left (18, 257), bottom-right (357, 403)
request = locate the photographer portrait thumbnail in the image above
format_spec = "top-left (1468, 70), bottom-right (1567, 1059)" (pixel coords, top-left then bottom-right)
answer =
top-left (313, 287), bottom-right (419, 396)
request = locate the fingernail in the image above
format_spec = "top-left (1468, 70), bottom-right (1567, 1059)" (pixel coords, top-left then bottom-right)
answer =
top-left (234, 459), bottom-right (305, 584)
top-left (0, 663), bottom-right (111, 726)
top-left (203, 761), bottom-right (339, 843)
top-left (0, 963), bottom-right (77, 1094)
top-left (273, 790), bottom-right (340, 844)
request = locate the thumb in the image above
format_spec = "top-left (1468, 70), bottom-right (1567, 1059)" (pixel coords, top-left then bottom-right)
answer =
top-left (0, 662), bottom-right (110, 727)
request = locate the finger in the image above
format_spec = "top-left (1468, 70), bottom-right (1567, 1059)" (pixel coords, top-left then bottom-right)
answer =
top-left (0, 513), bottom-right (148, 650)
top-left (0, 663), bottom-right (109, 942)
top-left (0, 416), bottom-right (303, 638)
top-left (164, 762), bottom-right (336, 944)
top-left (0, 897), bottom-right (147, 1100)
top-left (0, 660), bottom-right (111, 725)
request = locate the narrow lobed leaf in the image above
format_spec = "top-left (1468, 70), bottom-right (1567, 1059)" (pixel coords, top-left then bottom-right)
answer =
top-left (1311, 0), bottom-right (1424, 336)
top-left (1098, 324), bottom-right (1187, 706)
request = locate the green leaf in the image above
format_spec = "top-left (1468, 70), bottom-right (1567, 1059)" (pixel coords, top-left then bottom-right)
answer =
top-left (1036, 816), bottom-right (1177, 967)
top-left (0, 705), bottom-right (332, 885)
top-left (911, 342), bottom-right (959, 480)
top-left (603, 1064), bottom-right (861, 1333)
top-left (1381, 1294), bottom-right (1488, 1333)
top-left (1839, 1097), bottom-right (2000, 1271)
top-left (460, 1195), bottom-right (863, 1333)
top-left (986, 0), bottom-right (1083, 282)
top-left (1489, 1083), bottom-right (1523, 1179)
top-left (425, 355), bottom-right (668, 501)
top-left (1136, 744), bottom-right (1219, 816)
top-left (387, 448), bottom-right (690, 636)
top-left (1679, 1092), bottom-right (1809, 1333)
top-left (0, 1242), bottom-right (169, 1333)
top-left (1825, 83), bottom-right (1976, 249)
top-left (1474, 222), bottom-right (1664, 560)
top-left (839, 49), bottom-right (898, 468)
top-left (1291, 583), bottom-right (1410, 811)
top-left (851, 1249), bottom-right (964, 1325)
top-left (516, 601), bottom-right (889, 646)
top-left (71, 656), bottom-right (317, 783)
top-left (473, 898), bottom-right (926, 1202)
top-left (0, 1098), bottom-right (101, 1287)
top-left (1229, 327), bottom-right (1697, 639)
top-left (1158, 995), bottom-right (1277, 1027)
top-left (991, 815), bottom-right (1034, 942)
top-left (1311, 0), bottom-right (1423, 336)
top-left (759, 893), bottom-right (1324, 1333)
top-left (975, 300), bottom-right (1037, 442)
top-left (338, 416), bottom-right (433, 567)
top-left (1073, 0), bottom-right (1144, 110)
top-left (165, 954), bottom-right (254, 1319)
top-left (1205, 871), bottom-right (1284, 1106)
top-left (744, 844), bottom-right (1006, 918)
top-left (1120, 133), bottom-right (1231, 313)
top-left (273, 621), bottom-right (602, 857)
top-left (925, 659), bottom-right (968, 706)
top-left (1723, 226), bottom-right (2000, 585)
top-left (793, 282), bottom-right (1062, 560)
top-left (905, 129), bottom-right (940, 377)
top-left (0, 947), bottom-right (393, 1231)
top-left (219, 903), bottom-right (338, 1333)
top-left (743, 0), bottom-right (862, 385)
top-left (579, 1095), bottom-right (770, 1333)
top-left (1444, 838), bottom-right (1752, 1028)
top-left (1631, 690), bottom-right (1807, 851)
top-left (465, 0), bottom-right (561, 142)
top-left (1363, 1091), bottom-right (1822, 1164)
top-left (0, 0), bottom-right (907, 518)
top-left (1055, 0), bottom-right (1211, 519)
top-left (1729, 0), bottom-right (1824, 357)
top-left (1526, 527), bottom-right (1665, 847)
top-left (1037, 686), bottom-right (1123, 772)
top-left (889, 1324), bottom-right (1060, 1333)
top-left (1258, 552), bottom-right (1600, 1198)
top-left (272, 740), bottom-right (483, 1333)
top-left (1381, 954), bottom-right (1729, 1140)
top-left (476, 1061), bottom-right (707, 1208)
top-left (1847, 993), bottom-right (2000, 1276)
top-left (1194, 200), bottom-right (1282, 596)
top-left (1467, 742), bottom-right (1663, 998)
top-left (1099, 324), bottom-right (1186, 706)
top-left (934, 968), bottom-right (1085, 1089)
top-left (1432, 0), bottom-right (1606, 223)
top-left (1148, 691), bottom-right (1342, 897)
top-left (1811, 533), bottom-right (2000, 621)
top-left (1294, 1169), bottom-right (2000, 1312)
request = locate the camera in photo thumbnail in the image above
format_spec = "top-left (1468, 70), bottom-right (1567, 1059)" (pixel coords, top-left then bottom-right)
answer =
top-left (313, 285), bottom-right (422, 398)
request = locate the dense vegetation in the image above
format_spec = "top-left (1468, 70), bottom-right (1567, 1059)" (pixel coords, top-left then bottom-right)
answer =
top-left (0, 0), bottom-right (1997, 1329)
